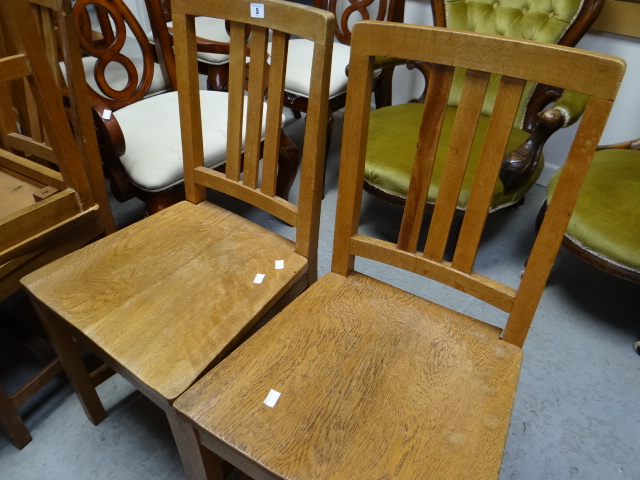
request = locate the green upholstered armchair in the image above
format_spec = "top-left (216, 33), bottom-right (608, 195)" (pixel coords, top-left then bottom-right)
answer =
top-left (542, 137), bottom-right (640, 282)
top-left (363, 0), bottom-right (605, 214)
top-left (541, 137), bottom-right (640, 356)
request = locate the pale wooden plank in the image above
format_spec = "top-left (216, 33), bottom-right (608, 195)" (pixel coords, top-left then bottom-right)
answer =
top-left (349, 22), bottom-right (625, 99)
top-left (452, 76), bottom-right (525, 273)
top-left (173, 12), bottom-right (207, 205)
top-left (193, 168), bottom-right (297, 227)
top-left (397, 64), bottom-right (453, 253)
top-left (502, 97), bottom-right (616, 347)
top-left (260, 30), bottom-right (289, 197)
top-left (0, 190), bottom-right (79, 253)
top-left (0, 148), bottom-right (65, 190)
top-left (4, 133), bottom-right (56, 164)
top-left (243, 26), bottom-right (269, 190)
top-left (0, 55), bottom-right (31, 83)
top-left (225, 22), bottom-right (248, 182)
top-left (424, 69), bottom-right (490, 262)
top-left (0, 170), bottom-right (41, 218)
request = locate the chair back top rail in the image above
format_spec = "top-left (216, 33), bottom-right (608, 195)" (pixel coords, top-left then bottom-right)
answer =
top-left (334, 21), bottom-right (625, 347)
top-left (171, 0), bottom-right (334, 271)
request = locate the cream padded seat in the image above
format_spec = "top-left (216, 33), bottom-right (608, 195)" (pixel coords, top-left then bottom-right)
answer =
top-left (115, 91), bottom-right (272, 192)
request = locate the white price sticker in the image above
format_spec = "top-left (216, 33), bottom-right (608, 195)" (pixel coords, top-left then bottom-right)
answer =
top-left (254, 273), bottom-right (266, 284)
top-left (264, 389), bottom-right (281, 408)
top-left (250, 3), bottom-right (265, 18)
top-left (102, 109), bottom-right (112, 120)
top-left (275, 259), bottom-right (284, 270)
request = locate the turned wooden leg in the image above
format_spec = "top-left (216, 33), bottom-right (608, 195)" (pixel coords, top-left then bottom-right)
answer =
top-left (275, 130), bottom-right (301, 201)
top-left (206, 65), bottom-right (229, 92)
top-left (0, 386), bottom-right (32, 449)
top-left (29, 298), bottom-right (107, 425)
top-left (166, 409), bottom-right (224, 480)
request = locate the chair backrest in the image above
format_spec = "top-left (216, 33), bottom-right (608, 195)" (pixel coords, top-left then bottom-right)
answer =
top-left (314, 0), bottom-right (405, 45)
top-left (335, 21), bottom-right (624, 347)
top-left (0, 0), bottom-right (107, 296)
top-left (431, 0), bottom-right (605, 127)
top-left (71, 0), bottom-right (176, 110)
top-left (171, 0), bottom-right (334, 280)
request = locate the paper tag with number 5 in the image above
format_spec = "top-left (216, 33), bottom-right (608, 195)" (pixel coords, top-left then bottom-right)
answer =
top-left (251, 3), bottom-right (265, 18)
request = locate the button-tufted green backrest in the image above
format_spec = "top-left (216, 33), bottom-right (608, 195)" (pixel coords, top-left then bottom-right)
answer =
top-left (440, 0), bottom-right (586, 126)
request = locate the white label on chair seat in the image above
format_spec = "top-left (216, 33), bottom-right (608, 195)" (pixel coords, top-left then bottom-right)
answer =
top-left (102, 109), bottom-right (112, 120)
top-left (250, 3), bottom-right (265, 18)
top-left (264, 389), bottom-right (281, 408)
top-left (275, 259), bottom-right (284, 270)
top-left (254, 273), bottom-right (266, 284)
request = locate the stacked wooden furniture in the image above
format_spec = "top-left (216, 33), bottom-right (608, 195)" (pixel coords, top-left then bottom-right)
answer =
top-left (20, 0), bottom-right (334, 476)
top-left (171, 20), bottom-right (625, 479)
top-left (0, 0), bottom-right (114, 448)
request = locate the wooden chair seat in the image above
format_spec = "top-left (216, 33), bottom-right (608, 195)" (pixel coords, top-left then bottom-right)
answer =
top-left (176, 271), bottom-right (523, 479)
top-left (22, 200), bottom-right (308, 402)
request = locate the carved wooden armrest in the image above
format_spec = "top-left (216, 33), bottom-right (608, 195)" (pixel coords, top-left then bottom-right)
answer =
top-left (500, 108), bottom-right (566, 192)
top-left (501, 90), bottom-right (589, 192)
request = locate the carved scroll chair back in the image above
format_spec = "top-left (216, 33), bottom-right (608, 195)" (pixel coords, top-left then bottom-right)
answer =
top-left (363, 0), bottom-right (605, 217)
top-left (0, 0), bottom-right (112, 449)
top-left (172, 22), bottom-right (624, 480)
top-left (20, 0), bottom-right (333, 476)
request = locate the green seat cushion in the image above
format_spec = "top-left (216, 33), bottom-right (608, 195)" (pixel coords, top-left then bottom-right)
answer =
top-left (547, 149), bottom-right (640, 270)
top-left (364, 103), bottom-right (542, 211)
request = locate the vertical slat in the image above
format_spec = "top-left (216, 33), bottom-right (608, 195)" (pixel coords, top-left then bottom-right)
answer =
top-left (243, 26), bottom-right (269, 190)
top-left (331, 52), bottom-right (374, 276)
top-left (226, 22), bottom-right (249, 182)
top-left (397, 65), bottom-right (453, 252)
top-left (452, 76), bottom-right (525, 273)
top-left (174, 13), bottom-right (206, 204)
top-left (260, 30), bottom-right (289, 197)
top-left (502, 97), bottom-right (615, 347)
top-left (423, 69), bottom-right (490, 262)
top-left (294, 40), bottom-right (332, 281)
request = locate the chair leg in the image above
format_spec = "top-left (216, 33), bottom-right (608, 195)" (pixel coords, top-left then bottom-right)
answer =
top-left (30, 299), bottom-right (107, 425)
top-left (275, 130), bottom-right (301, 201)
top-left (166, 409), bottom-right (224, 480)
top-left (206, 65), bottom-right (229, 92)
top-left (0, 386), bottom-right (32, 449)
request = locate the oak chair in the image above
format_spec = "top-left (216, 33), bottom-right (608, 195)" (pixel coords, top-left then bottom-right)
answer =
top-left (0, 0), bottom-right (113, 448)
top-left (70, 0), bottom-right (299, 214)
top-left (363, 0), bottom-right (605, 216)
top-left (21, 0), bottom-right (333, 475)
top-left (172, 21), bottom-right (624, 480)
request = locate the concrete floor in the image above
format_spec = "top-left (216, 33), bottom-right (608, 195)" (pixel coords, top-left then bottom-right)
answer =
top-left (1, 111), bottom-right (639, 479)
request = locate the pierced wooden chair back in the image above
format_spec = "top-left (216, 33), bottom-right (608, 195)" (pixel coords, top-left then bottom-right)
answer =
top-left (316, 0), bottom-right (404, 45)
top-left (71, 0), bottom-right (176, 110)
top-left (0, 0), bottom-right (107, 297)
top-left (336, 21), bottom-right (624, 347)
top-left (171, 0), bottom-right (334, 278)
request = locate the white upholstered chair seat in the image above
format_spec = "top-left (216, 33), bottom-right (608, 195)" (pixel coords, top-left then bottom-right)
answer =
top-left (150, 17), bottom-right (231, 66)
top-left (115, 91), bottom-right (272, 192)
top-left (283, 39), bottom-right (380, 100)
